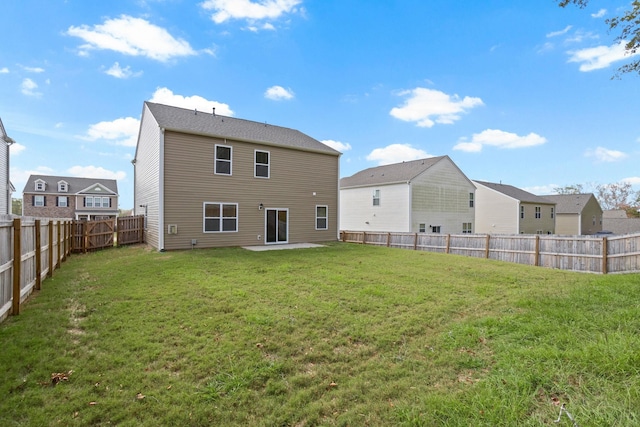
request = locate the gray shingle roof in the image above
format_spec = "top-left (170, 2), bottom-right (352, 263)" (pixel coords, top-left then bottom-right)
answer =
top-left (340, 156), bottom-right (447, 188)
top-left (23, 175), bottom-right (118, 194)
top-left (541, 193), bottom-right (598, 214)
top-left (144, 101), bottom-right (340, 156)
top-left (473, 180), bottom-right (554, 204)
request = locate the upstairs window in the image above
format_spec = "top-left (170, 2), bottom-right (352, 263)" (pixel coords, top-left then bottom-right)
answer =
top-left (57, 197), bottom-right (68, 207)
top-left (520, 206), bottom-right (525, 219)
top-left (34, 195), bottom-right (45, 207)
top-left (316, 205), bottom-right (328, 230)
top-left (551, 207), bottom-right (555, 219)
top-left (35, 180), bottom-right (45, 191)
top-left (255, 150), bottom-right (270, 178)
top-left (58, 181), bottom-right (68, 192)
top-left (535, 206), bottom-right (541, 219)
top-left (372, 189), bottom-right (380, 206)
top-left (215, 144), bottom-right (232, 175)
top-left (469, 193), bottom-right (474, 208)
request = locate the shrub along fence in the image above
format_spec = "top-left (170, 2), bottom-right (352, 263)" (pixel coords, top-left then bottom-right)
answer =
top-left (340, 230), bottom-right (640, 275)
top-left (0, 215), bottom-right (145, 323)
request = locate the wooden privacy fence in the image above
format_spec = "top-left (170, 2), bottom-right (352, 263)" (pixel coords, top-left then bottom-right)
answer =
top-left (0, 215), bottom-right (145, 323)
top-left (340, 230), bottom-right (640, 275)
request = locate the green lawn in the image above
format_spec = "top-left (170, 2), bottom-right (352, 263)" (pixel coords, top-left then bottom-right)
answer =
top-left (1, 243), bottom-right (639, 426)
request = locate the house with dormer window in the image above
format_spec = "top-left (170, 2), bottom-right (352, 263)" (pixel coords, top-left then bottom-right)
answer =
top-left (22, 175), bottom-right (119, 220)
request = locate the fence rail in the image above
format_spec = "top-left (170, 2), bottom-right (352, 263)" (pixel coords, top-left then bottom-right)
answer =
top-left (340, 230), bottom-right (640, 275)
top-left (0, 215), bottom-right (145, 323)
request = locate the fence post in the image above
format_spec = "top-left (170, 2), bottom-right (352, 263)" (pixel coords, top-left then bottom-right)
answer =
top-left (484, 234), bottom-right (490, 258)
top-left (35, 219), bottom-right (42, 290)
top-left (48, 221), bottom-right (54, 278)
top-left (535, 235), bottom-right (540, 267)
top-left (12, 218), bottom-right (21, 315)
top-left (414, 233), bottom-right (418, 250)
top-left (602, 236), bottom-right (608, 274)
top-left (361, 232), bottom-right (366, 244)
top-left (56, 221), bottom-right (61, 269)
top-left (445, 234), bottom-right (451, 254)
top-left (387, 232), bottom-right (391, 247)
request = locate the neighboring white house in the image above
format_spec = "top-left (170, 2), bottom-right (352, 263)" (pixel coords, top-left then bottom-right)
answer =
top-left (473, 180), bottom-right (556, 235)
top-left (0, 117), bottom-right (15, 216)
top-left (340, 156), bottom-right (476, 234)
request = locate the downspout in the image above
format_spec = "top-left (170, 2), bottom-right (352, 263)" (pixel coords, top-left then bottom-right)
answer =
top-left (336, 154), bottom-right (341, 240)
top-left (4, 135), bottom-right (15, 215)
top-left (159, 128), bottom-right (165, 251)
top-left (407, 181), bottom-right (412, 232)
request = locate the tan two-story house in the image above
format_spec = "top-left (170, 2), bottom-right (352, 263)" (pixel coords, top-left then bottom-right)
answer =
top-left (542, 193), bottom-right (603, 235)
top-left (132, 101), bottom-right (341, 250)
top-left (473, 180), bottom-right (556, 235)
top-left (22, 175), bottom-right (119, 220)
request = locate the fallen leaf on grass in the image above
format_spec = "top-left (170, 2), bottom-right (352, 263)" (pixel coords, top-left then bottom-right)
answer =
top-left (51, 371), bottom-right (73, 386)
top-left (88, 402), bottom-right (97, 406)
top-left (136, 393), bottom-right (145, 400)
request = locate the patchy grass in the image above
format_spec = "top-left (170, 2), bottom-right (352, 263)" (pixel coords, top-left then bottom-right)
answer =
top-left (1, 243), bottom-right (639, 426)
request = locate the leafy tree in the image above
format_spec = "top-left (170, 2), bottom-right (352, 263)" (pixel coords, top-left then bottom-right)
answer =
top-left (558, 0), bottom-right (640, 77)
top-left (11, 198), bottom-right (22, 216)
top-left (553, 184), bottom-right (584, 194)
top-left (595, 182), bottom-right (639, 210)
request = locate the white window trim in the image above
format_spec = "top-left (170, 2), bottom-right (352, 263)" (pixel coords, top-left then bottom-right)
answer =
top-left (214, 144), bottom-right (233, 176)
top-left (58, 181), bottom-right (68, 192)
top-left (373, 189), bottom-right (380, 206)
top-left (315, 205), bottom-right (328, 230)
top-left (203, 202), bottom-right (239, 233)
top-left (35, 180), bottom-right (45, 191)
top-left (535, 206), bottom-right (541, 219)
top-left (34, 195), bottom-right (45, 207)
top-left (254, 149), bottom-right (270, 179)
top-left (57, 196), bottom-right (68, 207)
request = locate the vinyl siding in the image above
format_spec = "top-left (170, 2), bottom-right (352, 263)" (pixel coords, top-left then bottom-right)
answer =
top-left (133, 105), bottom-right (162, 249)
top-left (162, 131), bottom-right (338, 249)
top-left (519, 202), bottom-right (555, 234)
top-left (555, 214), bottom-right (580, 235)
top-left (0, 138), bottom-right (8, 215)
top-left (410, 158), bottom-right (475, 234)
top-left (474, 185), bottom-right (518, 234)
top-left (340, 183), bottom-right (410, 231)
top-left (580, 197), bottom-right (603, 235)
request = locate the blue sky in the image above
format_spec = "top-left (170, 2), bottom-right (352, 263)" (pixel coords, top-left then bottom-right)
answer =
top-left (1, 0), bottom-right (639, 210)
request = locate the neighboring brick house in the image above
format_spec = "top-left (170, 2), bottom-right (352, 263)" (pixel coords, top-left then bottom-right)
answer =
top-left (22, 175), bottom-right (119, 220)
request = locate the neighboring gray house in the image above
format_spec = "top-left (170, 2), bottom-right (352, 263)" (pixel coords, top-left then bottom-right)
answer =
top-left (340, 156), bottom-right (476, 234)
top-left (541, 193), bottom-right (603, 235)
top-left (603, 210), bottom-right (640, 235)
top-left (133, 101), bottom-right (341, 251)
top-left (0, 117), bottom-right (15, 215)
top-left (473, 180), bottom-right (555, 235)
top-left (23, 175), bottom-right (119, 220)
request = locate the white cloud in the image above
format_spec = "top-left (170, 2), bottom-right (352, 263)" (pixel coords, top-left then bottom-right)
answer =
top-left (264, 85), bottom-right (294, 100)
top-left (547, 25), bottom-right (572, 38)
top-left (67, 15), bottom-right (196, 62)
top-left (0, 67), bottom-right (9, 74)
top-left (390, 87), bottom-right (483, 128)
top-left (622, 176), bottom-right (640, 185)
top-left (22, 66), bottom-right (45, 73)
top-left (9, 143), bottom-right (26, 155)
top-left (568, 40), bottom-right (640, 71)
top-left (591, 9), bottom-right (606, 18)
top-left (366, 144), bottom-right (432, 165)
top-left (105, 62), bottom-right (142, 79)
top-left (21, 78), bottom-right (41, 97)
top-left (585, 146), bottom-right (628, 162)
top-left (523, 184), bottom-right (558, 195)
top-left (201, 0), bottom-right (302, 25)
top-left (67, 165), bottom-right (127, 181)
top-left (321, 139), bottom-right (351, 152)
top-left (82, 117), bottom-right (141, 147)
top-left (150, 87), bottom-right (234, 116)
top-left (453, 129), bottom-right (547, 153)
top-left (10, 166), bottom-right (55, 191)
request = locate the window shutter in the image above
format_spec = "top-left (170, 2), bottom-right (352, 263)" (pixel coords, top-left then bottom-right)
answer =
top-left (109, 198), bottom-right (112, 208)
top-left (67, 197), bottom-right (70, 207)
top-left (56, 197), bottom-right (59, 207)
top-left (83, 198), bottom-right (86, 207)
top-left (43, 197), bottom-right (46, 206)
top-left (32, 196), bottom-right (34, 205)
